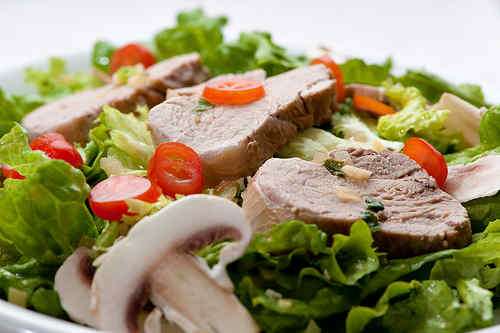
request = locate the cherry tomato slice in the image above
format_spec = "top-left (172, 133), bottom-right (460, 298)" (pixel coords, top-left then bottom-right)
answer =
top-left (110, 43), bottom-right (156, 73)
top-left (1, 165), bottom-right (25, 180)
top-left (311, 55), bottom-right (346, 103)
top-left (30, 133), bottom-right (83, 168)
top-left (353, 94), bottom-right (395, 116)
top-left (403, 137), bottom-right (448, 187)
top-left (148, 142), bottom-right (204, 197)
top-left (89, 175), bottom-right (161, 221)
top-left (202, 79), bottom-right (265, 105)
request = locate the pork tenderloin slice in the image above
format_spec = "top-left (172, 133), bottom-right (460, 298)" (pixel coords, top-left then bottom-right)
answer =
top-left (22, 53), bottom-right (207, 143)
top-left (243, 152), bottom-right (471, 257)
top-left (149, 64), bottom-right (335, 186)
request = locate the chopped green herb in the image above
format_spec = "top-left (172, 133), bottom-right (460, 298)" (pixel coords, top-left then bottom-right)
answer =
top-left (365, 197), bottom-right (384, 212)
top-left (361, 211), bottom-right (380, 232)
top-left (323, 159), bottom-right (345, 177)
top-left (195, 98), bottom-right (214, 112)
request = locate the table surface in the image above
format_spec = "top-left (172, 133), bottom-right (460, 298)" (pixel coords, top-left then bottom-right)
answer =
top-left (1, 0), bottom-right (499, 102)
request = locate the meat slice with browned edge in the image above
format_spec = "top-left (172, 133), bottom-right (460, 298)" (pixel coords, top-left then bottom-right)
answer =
top-left (22, 53), bottom-right (208, 143)
top-left (149, 64), bottom-right (336, 186)
top-left (243, 148), bottom-right (471, 257)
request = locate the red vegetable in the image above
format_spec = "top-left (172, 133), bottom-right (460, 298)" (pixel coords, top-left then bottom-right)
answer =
top-left (30, 133), bottom-right (83, 168)
top-left (310, 55), bottom-right (346, 103)
top-left (403, 137), bottom-right (448, 187)
top-left (202, 79), bottom-right (265, 105)
top-left (353, 95), bottom-right (395, 116)
top-left (89, 175), bottom-right (161, 221)
top-left (148, 142), bottom-right (204, 197)
top-left (110, 43), bottom-right (156, 73)
top-left (1, 165), bottom-right (25, 180)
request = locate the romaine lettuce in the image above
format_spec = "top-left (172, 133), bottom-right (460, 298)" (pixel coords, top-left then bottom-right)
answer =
top-left (0, 88), bottom-right (43, 137)
top-left (377, 83), bottom-right (464, 153)
top-left (340, 58), bottom-right (392, 86)
top-left (0, 125), bottom-right (96, 264)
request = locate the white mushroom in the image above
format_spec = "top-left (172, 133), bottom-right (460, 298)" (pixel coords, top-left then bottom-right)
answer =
top-left (445, 154), bottom-right (500, 202)
top-left (91, 194), bottom-right (258, 333)
top-left (437, 93), bottom-right (485, 147)
top-left (54, 247), bottom-right (96, 327)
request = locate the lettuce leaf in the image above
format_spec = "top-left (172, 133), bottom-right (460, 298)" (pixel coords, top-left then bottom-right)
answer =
top-left (154, 9), bottom-right (304, 76)
top-left (84, 105), bottom-right (154, 179)
top-left (25, 57), bottom-right (102, 101)
top-left (0, 126), bottom-right (96, 264)
top-left (340, 58), bottom-right (392, 86)
top-left (91, 40), bottom-right (116, 73)
top-left (0, 88), bottom-right (43, 137)
top-left (397, 70), bottom-right (486, 107)
top-left (346, 279), bottom-right (493, 333)
top-left (377, 83), bottom-right (464, 153)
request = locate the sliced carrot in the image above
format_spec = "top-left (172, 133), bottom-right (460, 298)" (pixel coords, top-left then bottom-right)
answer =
top-left (353, 95), bottom-right (395, 116)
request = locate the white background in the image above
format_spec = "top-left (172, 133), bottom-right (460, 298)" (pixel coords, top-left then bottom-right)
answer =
top-left (1, 0), bottom-right (499, 102)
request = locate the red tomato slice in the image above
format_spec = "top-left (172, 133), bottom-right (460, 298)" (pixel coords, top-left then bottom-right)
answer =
top-left (202, 79), bottom-right (265, 105)
top-left (403, 137), bottom-right (448, 187)
top-left (148, 142), bottom-right (204, 197)
top-left (30, 133), bottom-right (83, 168)
top-left (110, 43), bottom-right (156, 73)
top-left (1, 165), bottom-right (25, 180)
top-left (89, 175), bottom-right (161, 221)
top-left (311, 55), bottom-right (346, 103)
top-left (353, 94), bottom-right (395, 116)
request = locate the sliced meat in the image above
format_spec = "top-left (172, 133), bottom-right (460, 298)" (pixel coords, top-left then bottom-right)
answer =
top-left (149, 65), bottom-right (336, 186)
top-left (22, 53), bottom-right (208, 143)
top-left (445, 154), bottom-right (500, 202)
top-left (166, 69), bottom-right (266, 99)
top-left (243, 148), bottom-right (471, 257)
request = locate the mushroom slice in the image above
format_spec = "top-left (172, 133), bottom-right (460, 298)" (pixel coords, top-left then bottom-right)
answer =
top-left (54, 247), bottom-right (95, 326)
top-left (91, 194), bottom-right (258, 333)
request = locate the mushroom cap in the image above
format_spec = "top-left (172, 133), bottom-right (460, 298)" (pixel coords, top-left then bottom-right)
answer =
top-left (54, 247), bottom-right (95, 326)
top-left (91, 194), bottom-right (256, 333)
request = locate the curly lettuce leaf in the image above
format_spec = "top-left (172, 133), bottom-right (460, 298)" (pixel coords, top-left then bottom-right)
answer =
top-left (91, 40), bottom-right (116, 73)
top-left (377, 83), bottom-right (464, 153)
top-left (84, 105), bottom-right (154, 179)
top-left (25, 57), bottom-right (102, 101)
top-left (347, 279), bottom-right (493, 333)
top-left (398, 70), bottom-right (486, 107)
top-left (0, 126), bottom-right (96, 264)
top-left (340, 58), bottom-right (392, 86)
top-left (0, 88), bottom-right (43, 137)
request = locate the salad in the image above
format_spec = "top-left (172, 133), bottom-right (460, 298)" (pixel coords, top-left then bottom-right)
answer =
top-left (1, 8), bottom-right (500, 333)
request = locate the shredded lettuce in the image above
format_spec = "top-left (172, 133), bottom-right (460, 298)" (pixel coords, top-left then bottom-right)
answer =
top-left (25, 57), bottom-right (102, 101)
top-left (0, 125), bottom-right (97, 264)
top-left (340, 58), bottom-right (392, 86)
top-left (84, 105), bottom-right (154, 180)
top-left (154, 9), bottom-right (304, 76)
top-left (377, 82), bottom-right (464, 153)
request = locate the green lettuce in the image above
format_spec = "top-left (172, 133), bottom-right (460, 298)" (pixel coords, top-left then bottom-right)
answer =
top-left (154, 9), bottom-right (304, 76)
top-left (84, 105), bottom-right (154, 179)
top-left (0, 126), bottom-right (97, 264)
top-left (346, 279), bottom-right (493, 333)
top-left (340, 58), bottom-right (392, 86)
top-left (25, 57), bottom-right (102, 101)
top-left (0, 88), bottom-right (43, 137)
top-left (397, 70), bottom-right (486, 107)
top-left (377, 82), bottom-right (464, 153)
top-left (91, 40), bottom-right (116, 73)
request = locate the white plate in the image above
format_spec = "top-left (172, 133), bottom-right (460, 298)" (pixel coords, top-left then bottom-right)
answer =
top-left (0, 52), bottom-right (499, 333)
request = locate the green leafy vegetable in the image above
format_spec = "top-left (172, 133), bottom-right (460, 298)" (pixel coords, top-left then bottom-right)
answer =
top-left (340, 58), bottom-right (392, 86)
top-left (377, 82), bottom-right (464, 153)
top-left (397, 70), bottom-right (486, 107)
top-left (323, 159), bottom-right (344, 177)
top-left (464, 193), bottom-right (500, 233)
top-left (112, 65), bottom-right (146, 85)
top-left (347, 279), bottom-right (493, 333)
top-left (0, 88), bottom-right (43, 137)
top-left (0, 126), bottom-right (96, 264)
top-left (25, 57), bottom-right (102, 101)
top-left (195, 98), bottom-right (214, 112)
top-left (85, 105), bottom-right (154, 178)
top-left (91, 40), bottom-right (116, 73)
